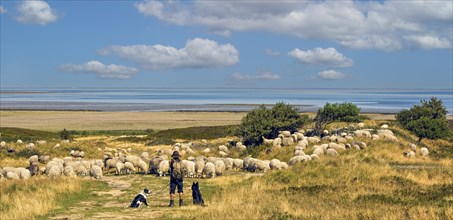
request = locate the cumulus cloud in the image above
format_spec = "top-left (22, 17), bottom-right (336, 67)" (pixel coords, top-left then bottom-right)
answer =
top-left (232, 70), bottom-right (280, 81)
top-left (16, 0), bottom-right (58, 25)
top-left (58, 60), bottom-right (138, 79)
top-left (316, 70), bottom-right (350, 80)
top-left (134, 0), bottom-right (452, 50)
top-left (98, 38), bottom-right (239, 70)
top-left (289, 47), bottom-right (353, 68)
top-left (0, 6), bottom-right (6, 14)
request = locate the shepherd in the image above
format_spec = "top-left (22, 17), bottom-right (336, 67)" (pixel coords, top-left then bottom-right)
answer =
top-left (168, 150), bottom-right (186, 207)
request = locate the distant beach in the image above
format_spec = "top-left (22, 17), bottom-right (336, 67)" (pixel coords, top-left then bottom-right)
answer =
top-left (1, 88), bottom-right (452, 114)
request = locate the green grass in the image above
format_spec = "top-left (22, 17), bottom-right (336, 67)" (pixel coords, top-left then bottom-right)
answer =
top-left (0, 127), bottom-right (58, 142)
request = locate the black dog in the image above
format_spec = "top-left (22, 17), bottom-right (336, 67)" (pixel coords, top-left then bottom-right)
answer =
top-left (191, 182), bottom-right (205, 206)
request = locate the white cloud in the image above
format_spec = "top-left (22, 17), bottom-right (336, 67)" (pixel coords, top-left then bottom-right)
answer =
top-left (134, 0), bottom-right (452, 50)
top-left (16, 0), bottom-right (58, 25)
top-left (403, 35), bottom-right (451, 49)
top-left (0, 6), bottom-right (6, 14)
top-left (289, 47), bottom-right (353, 68)
top-left (232, 71), bottom-right (280, 81)
top-left (317, 70), bottom-right (350, 80)
top-left (265, 49), bottom-right (280, 56)
top-left (98, 38), bottom-right (239, 70)
top-left (58, 60), bottom-right (138, 79)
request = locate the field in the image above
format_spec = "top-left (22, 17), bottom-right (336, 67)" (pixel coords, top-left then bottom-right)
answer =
top-left (1, 111), bottom-right (452, 219)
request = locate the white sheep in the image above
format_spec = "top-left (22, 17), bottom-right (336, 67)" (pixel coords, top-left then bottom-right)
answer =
top-left (312, 147), bottom-right (324, 156)
top-left (403, 151), bottom-right (416, 158)
top-left (26, 143), bottom-right (35, 149)
top-left (214, 160), bottom-right (226, 176)
top-left (381, 124), bottom-right (389, 129)
top-left (158, 160), bottom-right (169, 176)
top-left (288, 156), bottom-right (305, 165)
top-left (0, 141), bottom-right (6, 147)
top-left (282, 137), bottom-right (294, 146)
top-left (219, 151), bottom-right (228, 157)
top-left (273, 138), bottom-right (282, 148)
top-left (36, 140), bottom-right (47, 145)
top-left (232, 159), bottom-right (244, 170)
top-left (357, 122), bottom-right (365, 128)
top-left (279, 130), bottom-right (291, 137)
top-left (202, 148), bottom-right (211, 153)
top-left (29, 155), bottom-right (39, 164)
top-left (221, 158), bottom-right (234, 170)
top-left (202, 162), bottom-right (216, 178)
top-left (63, 166), bottom-right (76, 177)
top-left (183, 160), bottom-right (195, 178)
top-left (218, 145), bottom-right (229, 153)
top-left (262, 136), bottom-right (274, 145)
top-left (16, 139), bottom-right (23, 144)
top-left (326, 149), bottom-right (338, 157)
top-left (90, 165), bottom-right (103, 179)
top-left (39, 155), bottom-right (50, 164)
top-left (137, 160), bottom-right (148, 174)
top-left (420, 147), bottom-right (429, 156)
top-left (294, 149), bottom-right (305, 156)
top-left (141, 152), bottom-right (149, 160)
top-left (194, 159), bottom-right (205, 177)
top-left (409, 143), bottom-right (417, 152)
top-left (115, 161), bottom-right (125, 175)
top-left (280, 162), bottom-right (289, 169)
top-left (6, 172), bottom-right (20, 180)
top-left (124, 162), bottom-right (136, 174)
top-left (307, 137), bottom-right (320, 144)
top-left (310, 154), bottom-right (320, 160)
top-left (47, 166), bottom-right (62, 178)
top-left (269, 159), bottom-right (281, 170)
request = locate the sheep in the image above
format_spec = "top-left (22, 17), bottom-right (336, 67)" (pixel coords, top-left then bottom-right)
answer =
top-left (141, 152), bottom-right (149, 160)
top-left (310, 154), bottom-right (320, 160)
top-left (39, 155), bottom-right (50, 164)
top-left (53, 144), bottom-right (61, 149)
top-left (420, 147), bottom-right (429, 156)
top-left (26, 143), bottom-right (35, 149)
top-left (36, 140), bottom-right (47, 145)
top-left (357, 122), bottom-right (365, 128)
top-left (124, 162), bottom-right (136, 174)
top-left (194, 159), bottom-right (205, 177)
top-left (313, 147), bottom-right (324, 156)
top-left (262, 136), bottom-right (274, 145)
top-left (214, 160), bottom-right (226, 176)
top-left (381, 124), bottom-right (389, 129)
top-left (90, 165), bottom-right (103, 179)
top-left (125, 155), bottom-right (141, 167)
top-left (218, 145), bottom-right (229, 153)
top-left (273, 138), bottom-right (282, 148)
top-left (282, 137), bottom-right (294, 146)
top-left (202, 162), bottom-right (216, 178)
top-left (115, 161), bottom-right (125, 175)
top-left (307, 137), bottom-right (320, 144)
top-left (371, 134), bottom-right (380, 141)
top-left (137, 160), bottom-right (148, 174)
top-left (326, 149), bottom-right (338, 157)
top-left (219, 151), bottom-right (228, 157)
top-left (288, 156), bottom-right (305, 166)
top-left (63, 166), bottom-right (76, 177)
top-left (73, 163), bottom-right (88, 176)
top-left (16, 139), bottom-right (23, 144)
top-left (148, 156), bottom-right (164, 174)
top-left (29, 155), bottom-right (39, 164)
top-left (280, 162), bottom-right (289, 169)
top-left (409, 144), bottom-right (417, 152)
top-left (104, 158), bottom-right (118, 174)
top-left (328, 143), bottom-right (345, 151)
top-left (202, 148), bottom-right (211, 154)
top-left (27, 162), bottom-right (40, 176)
top-left (6, 172), bottom-right (20, 180)
top-left (232, 159), bottom-right (244, 170)
top-left (221, 158), bottom-right (234, 170)
top-left (354, 130), bottom-right (371, 138)
top-left (183, 160), bottom-right (195, 178)
top-left (279, 130), bottom-right (291, 137)
top-left (403, 151), bottom-right (415, 158)
top-left (269, 159), bottom-right (281, 170)
top-left (294, 149), bottom-right (305, 156)
top-left (158, 160), bottom-right (169, 176)
top-left (0, 141), bottom-right (6, 147)
top-left (47, 166), bottom-right (62, 178)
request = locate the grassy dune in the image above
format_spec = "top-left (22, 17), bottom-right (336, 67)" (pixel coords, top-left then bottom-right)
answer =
top-left (1, 111), bottom-right (452, 219)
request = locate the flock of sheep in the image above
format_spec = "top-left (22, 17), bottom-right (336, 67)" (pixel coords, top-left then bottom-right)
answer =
top-left (0, 123), bottom-right (430, 181)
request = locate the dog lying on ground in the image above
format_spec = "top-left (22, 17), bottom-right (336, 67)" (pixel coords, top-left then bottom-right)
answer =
top-left (192, 182), bottom-right (205, 206)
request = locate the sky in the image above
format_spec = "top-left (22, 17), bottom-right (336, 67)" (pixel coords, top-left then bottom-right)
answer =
top-left (0, 0), bottom-right (452, 89)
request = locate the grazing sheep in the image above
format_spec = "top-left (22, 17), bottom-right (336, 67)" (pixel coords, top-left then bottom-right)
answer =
top-left (381, 124), bottom-right (389, 129)
top-left (141, 152), bottom-right (149, 160)
top-left (409, 144), bottom-right (417, 152)
top-left (218, 145), bottom-right (229, 153)
top-left (202, 148), bottom-right (211, 153)
top-left (63, 166), bottom-right (76, 177)
top-left (16, 139), bottom-right (23, 144)
top-left (294, 149), bottom-right (305, 156)
top-left (104, 158), bottom-right (118, 174)
top-left (282, 137), bottom-right (294, 146)
top-left (272, 138), bottom-right (282, 148)
top-left (124, 162), bottom-right (136, 174)
top-left (39, 155), bottom-right (50, 164)
top-left (90, 165), bottom-right (103, 179)
top-left (313, 147), bottom-right (324, 156)
top-left (354, 130), bottom-right (371, 138)
top-left (47, 166), bottom-right (62, 178)
top-left (6, 172), bottom-right (20, 180)
top-left (328, 142), bottom-right (345, 151)
top-left (221, 158), bottom-right (234, 170)
top-left (148, 156), bottom-right (164, 174)
top-left (53, 144), bottom-right (61, 149)
top-left (0, 141), bottom-right (6, 147)
top-left (183, 160), bottom-right (196, 178)
top-left (280, 162), bottom-right (289, 169)
top-left (307, 137), bottom-right (320, 144)
top-left (26, 143), bottom-right (35, 149)
top-left (27, 162), bottom-right (40, 176)
top-left (137, 160), bottom-right (148, 174)
top-left (420, 147), bottom-right (429, 156)
top-left (114, 161), bottom-right (124, 175)
top-left (36, 140), bottom-right (47, 145)
top-left (214, 160), bottom-right (226, 176)
top-left (194, 159), bottom-right (205, 177)
top-left (403, 151), bottom-right (416, 158)
top-left (269, 159), bottom-right (281, 170)
top-left (288, 156), bottom-right (305, 166)
top-left (158, 160), bottom-right (169, 176)
top-left (371, 134), bottom-right (380, 141)
top-left (326, 149), bottom-right (338, 157)
top-left (310, 154), bottom-right (320, 160)
top-left (232, 159), bottom-right (244, 170)
top-left (126, 155), bottom-right (141, 167)
top-left (357, 123), bottom-right (365, 128)
top-left (262, 136), bottom-right (274, 145)
top-left (202, 162), bottom-right (216, 178)
top-left (29, 155), bottom-right (39, 164)
top-left (219, 151), bottom-right (228, 157)
top-left (73, 163), bottom-right (88, 176)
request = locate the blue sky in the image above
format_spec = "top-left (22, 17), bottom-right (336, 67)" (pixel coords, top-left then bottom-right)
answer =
top-left (1, 0), bottom-right (452, 89)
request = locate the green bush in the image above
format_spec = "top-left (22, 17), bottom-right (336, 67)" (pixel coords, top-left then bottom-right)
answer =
top-left (312, 102), bottom-right (362, 135)
top-left (396, 97), bottom-right (450, 142)
top-left (235, 102), bottom-right (309, 146)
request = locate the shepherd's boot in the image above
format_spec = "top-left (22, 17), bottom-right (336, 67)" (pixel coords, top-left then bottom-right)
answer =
top-left (168, 200), bottom-right (174, 207)
top-left (179, 199), bottom-right (184, 206)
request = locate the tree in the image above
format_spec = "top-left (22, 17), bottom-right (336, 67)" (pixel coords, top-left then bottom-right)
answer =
top-left (313, 102), bottom-right (362, 136)
top-left (235, 102), bottom-right (309, 146)
top-left (396, 97), bottom-right (450, 142)
top-left (59, 128), bottom-right (72, 141)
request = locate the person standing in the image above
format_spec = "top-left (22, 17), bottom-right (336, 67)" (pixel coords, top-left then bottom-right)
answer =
top-left (169, 151), bottom-right (185, 207)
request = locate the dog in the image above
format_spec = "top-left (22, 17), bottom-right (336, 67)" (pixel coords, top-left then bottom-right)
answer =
top-left (191, 182), bottom-right (205, 206)
top-left (130, 188), bottom-right (150, 208)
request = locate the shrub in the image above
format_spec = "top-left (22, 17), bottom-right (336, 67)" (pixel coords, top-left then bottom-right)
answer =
top-left (396, 97), bottom-right (451, 142)
top-left (235, 102), bottom-right (309, 146)
top-left (313, 102), bottom-right (362, 136)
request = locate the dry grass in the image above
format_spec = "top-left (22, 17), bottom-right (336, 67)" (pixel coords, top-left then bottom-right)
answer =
top-left (0, 176), bottom-right (83, 220)
top-left (0, 111), bottom-right (246, 132)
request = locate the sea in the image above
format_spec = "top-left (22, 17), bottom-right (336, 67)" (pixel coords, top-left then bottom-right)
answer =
top-left (0, 88), bottom-right (452, 114)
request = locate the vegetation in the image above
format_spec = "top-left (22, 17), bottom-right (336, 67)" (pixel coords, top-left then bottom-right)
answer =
top-left (234, 102), bottom-right (309, 146)
top-left (396, 97), bottom-right (451, 142)
top-left (0, 127), bottom-right (57, 142)
top-left (313, 102), bottom-right (363, 135)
